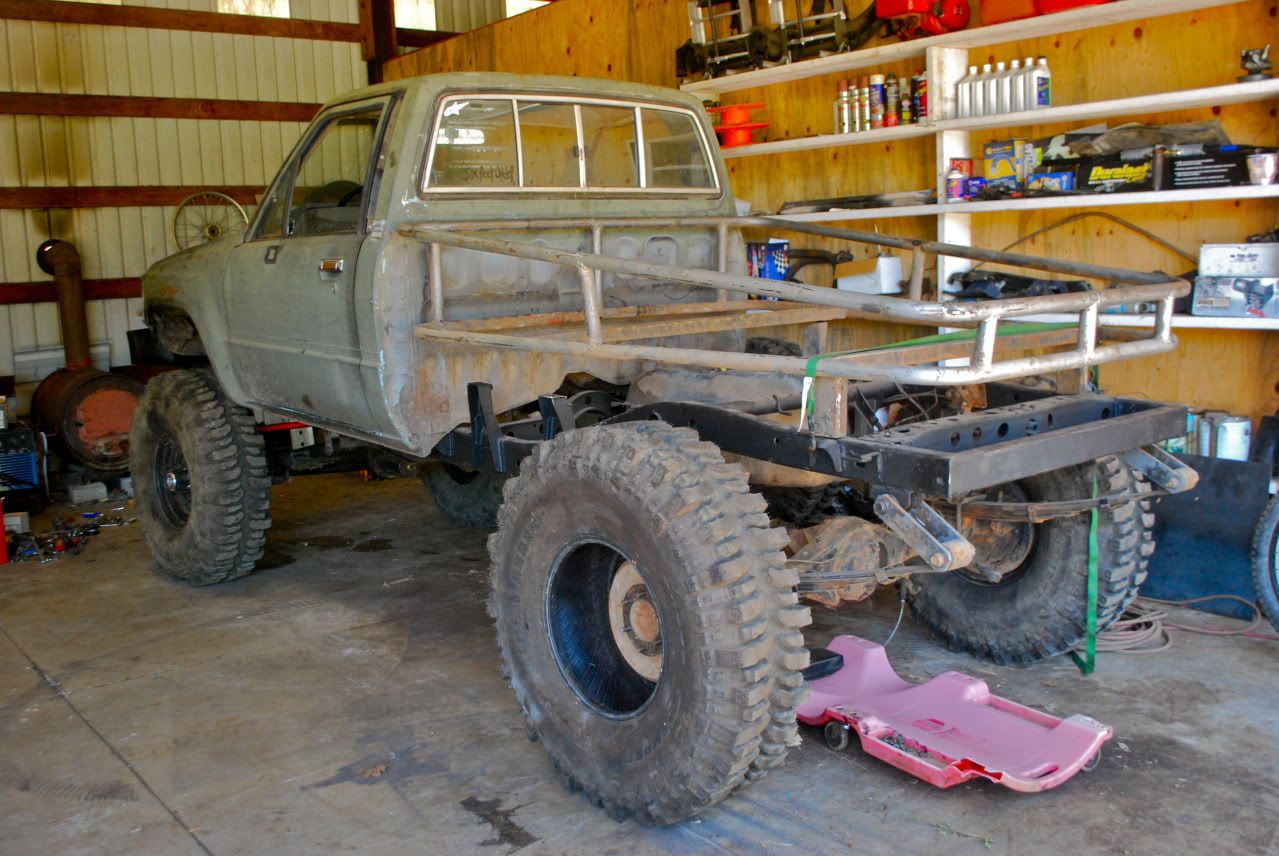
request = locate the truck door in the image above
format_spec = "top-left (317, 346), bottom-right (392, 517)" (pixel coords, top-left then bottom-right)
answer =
top-left (223, 98), bottom-right (392, 427)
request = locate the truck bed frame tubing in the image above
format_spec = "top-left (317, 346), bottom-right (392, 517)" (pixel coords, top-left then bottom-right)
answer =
top-left (405, 216), bottom-right (1187, 387)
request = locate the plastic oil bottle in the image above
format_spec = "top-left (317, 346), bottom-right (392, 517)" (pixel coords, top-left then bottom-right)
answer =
top-left (957, 65), bottom-right (978, 118)
top-left (1007, 59), bottom-right (1025, 112)
top-left (1029, 56), bottom-right (1052, 108)
top-left (988, 61), bottom-right (1008, 115)
top-left (973, 63), bottom-right (992, 116)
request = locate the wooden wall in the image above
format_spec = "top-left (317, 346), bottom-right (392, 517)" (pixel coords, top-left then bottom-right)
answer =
top-left (0, 0), bottom-right (366, 411)
top-left (395, 0), bottom-right (1279, 422)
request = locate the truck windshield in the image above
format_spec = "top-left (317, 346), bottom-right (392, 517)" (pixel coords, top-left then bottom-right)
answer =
top-left (424, 95), bottom-right (718, 194)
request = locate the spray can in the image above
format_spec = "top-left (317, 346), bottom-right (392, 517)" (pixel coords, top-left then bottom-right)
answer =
top-left (913, 72), bottom-right (927, 119)
top-left (898, 76), bottom-right (913, 124)
top-left (883, 76), bottom-right (899, 127)
top-left (868, 74), bottom-right (885, 129)
top-left (859, 77), bottom-right (871, 130)
top-left (833, 80), bottom-right (853, 134)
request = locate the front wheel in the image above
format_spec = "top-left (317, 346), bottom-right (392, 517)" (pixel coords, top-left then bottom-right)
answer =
top-left (907, 457), bottom-right (1151, 664)
top-left (129, 370), bottom-right (271, 585)
top-left (488, 423), bottom-right (810, 824)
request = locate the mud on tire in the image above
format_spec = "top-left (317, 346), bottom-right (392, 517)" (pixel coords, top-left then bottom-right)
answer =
top-left (130, 369), bottom-right (271, 585)
top-left (487, 423), bottom-right (810, 824)
top-left (907, 456), bottom-right (1151, 664)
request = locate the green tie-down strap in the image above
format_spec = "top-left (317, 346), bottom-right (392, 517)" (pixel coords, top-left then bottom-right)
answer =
top-left (1071, 472), bottom-right (1102, 676)
top-left (798, 322), bottom-right (1077, 430)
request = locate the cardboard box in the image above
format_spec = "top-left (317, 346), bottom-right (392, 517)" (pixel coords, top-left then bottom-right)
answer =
top-left (1167, 147), bottom-right (1257, 189)
top-left (1026, 170), bottom-right (1076, 192)
top-left (1199, 243), bottom-right (1279, 278)
top-left (1192, 276), bottom-right (1278, 318)
top-left (1076, 156), bottom-right (1156, 193)
top-left (983, 139), bottom-right (1033, 189)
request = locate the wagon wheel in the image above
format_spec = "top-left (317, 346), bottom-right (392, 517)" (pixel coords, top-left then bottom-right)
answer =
top-left (173, 191), bottom-right (249, 250)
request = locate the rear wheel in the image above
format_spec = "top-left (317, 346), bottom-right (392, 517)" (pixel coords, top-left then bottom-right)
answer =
top-left (129, 370), bottom-right (271, 585)
top-left (488, 423), bottom-right (809, 824)
top-left (1252, 495), bottom-right (1279, 631)
top-left (421, 462), bottom-right (505, 528)
top-left (907, 457), bottom-right (1150, 664)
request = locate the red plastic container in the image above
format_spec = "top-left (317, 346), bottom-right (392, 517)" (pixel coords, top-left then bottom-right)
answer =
top-left (982, 0), bottom-right (1111, 24)
top-left (980, 0), bottom-right (1036, 24)
top-left (1036, 0), bottom-right (1112, 11)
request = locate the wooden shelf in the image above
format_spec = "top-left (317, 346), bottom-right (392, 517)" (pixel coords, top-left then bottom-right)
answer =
top-left (681, 0), bottom-right (1249, 97)
top-left (720, 122), bottom-right (932, 159)
top-left (721, 79), bottom-right (1279, 160)
top-left (1020, 313), bottom-right (1279, 330)
top-left (773, 184), bottom-right (1279, 223)
top-left (936, 78), bottom-right (1279, 133)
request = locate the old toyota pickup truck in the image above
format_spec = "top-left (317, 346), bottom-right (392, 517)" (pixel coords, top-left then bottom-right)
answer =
top-left (131, 72), bottom-right (1195, 823)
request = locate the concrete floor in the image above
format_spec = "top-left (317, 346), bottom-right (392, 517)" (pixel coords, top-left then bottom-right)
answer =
top-left (1, 473), bottom-right (1277, 856)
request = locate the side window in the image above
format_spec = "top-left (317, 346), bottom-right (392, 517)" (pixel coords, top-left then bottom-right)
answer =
top-left (253, 172), bottom-right (290, 240)
top-left (428, 99), bottom-right (518, 188)
top-left (286, 107), bottom-right (383, 237)
top-left (640, 109), bottom-right (714, 189)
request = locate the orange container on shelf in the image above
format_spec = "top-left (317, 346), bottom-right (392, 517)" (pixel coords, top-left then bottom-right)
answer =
top-left (1036, 0), bottom-right (1112, 11)
top-left (979, 0), bottom-right (1036, 24)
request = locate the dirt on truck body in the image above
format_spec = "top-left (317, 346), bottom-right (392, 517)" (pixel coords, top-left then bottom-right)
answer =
top-left (131, 72), bottom-right (1197, 824)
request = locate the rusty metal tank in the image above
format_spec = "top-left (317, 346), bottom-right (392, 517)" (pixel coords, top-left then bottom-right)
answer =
top-left (30, 240), bottom-right (143, 475)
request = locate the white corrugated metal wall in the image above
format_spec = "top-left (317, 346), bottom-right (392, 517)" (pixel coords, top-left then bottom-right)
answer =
top-left (0, 0), bottom-right (366, 411)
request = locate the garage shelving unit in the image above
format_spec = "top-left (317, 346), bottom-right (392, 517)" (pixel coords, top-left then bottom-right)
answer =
top-left (681, 0), bottom-right (1278, 320)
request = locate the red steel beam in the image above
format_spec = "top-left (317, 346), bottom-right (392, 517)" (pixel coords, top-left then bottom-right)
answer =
top-left (0, 277), bottom-right (141, 305)
top-left (0, 185), bottom-right (263, 209)
top-left (0, 92), bottom-right (321, 122)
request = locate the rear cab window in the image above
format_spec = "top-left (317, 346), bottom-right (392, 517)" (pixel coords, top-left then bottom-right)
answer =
top-left (424, 94), bottom-right (719, 195)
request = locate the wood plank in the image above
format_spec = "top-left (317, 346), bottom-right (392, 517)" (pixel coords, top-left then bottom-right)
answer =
top-left (0, 92), bottom-right (321, 122)
top-left (395, 28), bottom-right (457, 48)
top-left (0, 185), bottom-right (262, 208)
top-left (0, 277), bottom-right (141, 305)
top-left (438, 300), bottom-right (828, 332)
top-left (0, 0), bottom-right (362, 43)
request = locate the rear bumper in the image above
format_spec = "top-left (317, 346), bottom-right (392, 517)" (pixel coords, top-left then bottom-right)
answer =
top-left (839, 394), bottom-right (1188, 498)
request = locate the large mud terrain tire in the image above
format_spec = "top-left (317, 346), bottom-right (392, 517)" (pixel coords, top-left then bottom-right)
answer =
top-left (421, 462), bottom-right (505, 528)
top-left (488, 423), bottom-right (810, 824)
top-left (1252, 495), bottom-right (1279, 631)
top-left (907, 457), bottom-right (1150, 664)
top-left (130, 370), bottom-right (271, 585)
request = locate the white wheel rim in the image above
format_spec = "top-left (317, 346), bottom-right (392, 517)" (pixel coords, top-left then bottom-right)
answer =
top-left (607, 561), bottom-right (663, 682)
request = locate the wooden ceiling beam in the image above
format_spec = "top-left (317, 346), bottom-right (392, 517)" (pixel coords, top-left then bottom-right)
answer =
top-left (0, 186), bottom-right (263, 209)
top-left (0, 92), bottom-right (321, 122)
top-left (0, 0), bottom-right (361, 42)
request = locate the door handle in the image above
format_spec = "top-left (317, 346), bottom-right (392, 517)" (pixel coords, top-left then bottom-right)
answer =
top-left (318, 258), bottom-right (345, 273)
